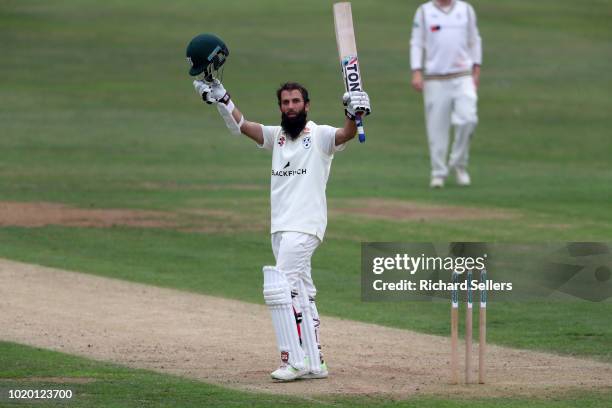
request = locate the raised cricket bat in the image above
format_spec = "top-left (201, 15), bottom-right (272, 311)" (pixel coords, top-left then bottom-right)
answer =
top-left (333, 2), bottom-right (366, 143)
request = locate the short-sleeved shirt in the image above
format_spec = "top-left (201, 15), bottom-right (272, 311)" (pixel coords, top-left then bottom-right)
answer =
top-left (259, 120), bottom-right (344, 241)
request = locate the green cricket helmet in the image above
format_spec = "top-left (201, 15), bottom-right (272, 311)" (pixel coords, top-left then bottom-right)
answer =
top-left (185, 33), bottom-right (229, 81)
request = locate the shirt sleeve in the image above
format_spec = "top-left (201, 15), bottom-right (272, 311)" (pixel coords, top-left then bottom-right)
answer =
top-left (316, 125), bottom-right (345, 156)
top-left (258, 125), bottom-right (277, 151)
top-left (410, 6), bottom-right (425, 71)
top-left (467, 4), bottom-right (482, 66)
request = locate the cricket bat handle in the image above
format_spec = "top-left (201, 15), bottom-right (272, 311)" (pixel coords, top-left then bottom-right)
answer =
top-left (356, 115), bottom-right (365, 143)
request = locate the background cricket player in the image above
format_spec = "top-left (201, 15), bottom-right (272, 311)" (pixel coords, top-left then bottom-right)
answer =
top-left (187, 34), bottom-right (371, 381)
top-left (410, 0), bottom-right (482, 188)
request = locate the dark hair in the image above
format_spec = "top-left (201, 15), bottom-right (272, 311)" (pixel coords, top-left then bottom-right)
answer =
top-left (276, 82), bottom-right (310, 106)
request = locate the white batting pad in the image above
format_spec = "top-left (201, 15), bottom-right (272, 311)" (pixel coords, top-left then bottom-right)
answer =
top-left (262, 266), bottom-right (305, 370)
top-left (296, 280), bottom-right (322, 373)
top-left (310, 296), bottom-right (322, 357)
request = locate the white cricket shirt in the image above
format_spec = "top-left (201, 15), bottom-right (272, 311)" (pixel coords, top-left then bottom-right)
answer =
top-left (410, 0), bottom-right (482, 76)
top-left (259, 121), bottom-right (344, 241)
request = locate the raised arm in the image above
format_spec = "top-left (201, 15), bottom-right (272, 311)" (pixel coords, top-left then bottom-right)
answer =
top-left (233, 107), bottom-right (263, 145)
top-left (335, 91), bottom-right (371, 146)
top-left (193, 79), bottom-right (263, 144)
top-left (335, 117), bottom-right (358, 146)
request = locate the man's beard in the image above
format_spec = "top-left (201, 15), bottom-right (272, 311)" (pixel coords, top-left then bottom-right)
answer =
top-left (281, 110), bottom-right (308, 140)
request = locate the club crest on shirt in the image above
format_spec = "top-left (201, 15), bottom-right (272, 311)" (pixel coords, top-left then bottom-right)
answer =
top-left (278, 135), bottom-right (286, 147)
top-left (302, 136), bottom-right (311, 149)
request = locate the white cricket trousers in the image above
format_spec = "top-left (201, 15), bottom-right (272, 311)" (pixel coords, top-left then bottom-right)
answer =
top-left (423, 75), bottom-right (478, 179)
top-left (271, 231), bottom-right (321, 297)
top-left (271, 231), bottom-right (324, 369)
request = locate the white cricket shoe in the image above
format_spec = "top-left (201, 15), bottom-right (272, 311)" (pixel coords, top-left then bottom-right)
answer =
top-left (302, 362), bottom-right (329, 379)
top-left (430, 177), bottom-right (445, 189)
top-left (455, 168), bottom-right (471, 186)
top-left (271, 364), bottom-right (308, 381)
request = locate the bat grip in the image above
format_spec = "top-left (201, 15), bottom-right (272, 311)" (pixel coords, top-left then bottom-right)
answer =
top-left (356, 115), bottom-right (366, 143)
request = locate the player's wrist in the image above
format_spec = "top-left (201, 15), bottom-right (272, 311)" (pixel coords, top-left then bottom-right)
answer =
top-left (219, 92), bottom-right (231, 105)
top-left (344, 109), bottom-right (357, 121)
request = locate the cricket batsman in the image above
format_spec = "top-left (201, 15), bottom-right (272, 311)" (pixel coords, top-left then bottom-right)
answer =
top-left (186, 34), bottom-right (371, 381)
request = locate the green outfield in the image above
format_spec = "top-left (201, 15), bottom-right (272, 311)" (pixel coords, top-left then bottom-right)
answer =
top-left (1, 0), bottom-right (611, 406)
top-left (1, 342), bottom-right (610, 408)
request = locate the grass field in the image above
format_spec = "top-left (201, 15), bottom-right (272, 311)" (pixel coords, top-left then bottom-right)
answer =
top-left (1, 0), bottom-right (611, 406)
top-left (1, 342), bottom-right (611, 408)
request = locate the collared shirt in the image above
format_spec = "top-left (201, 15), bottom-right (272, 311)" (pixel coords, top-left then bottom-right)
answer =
top-left (259, 121), bottom-right (344, 241)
